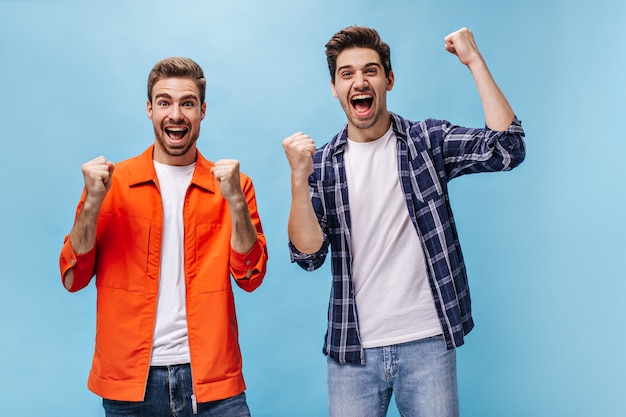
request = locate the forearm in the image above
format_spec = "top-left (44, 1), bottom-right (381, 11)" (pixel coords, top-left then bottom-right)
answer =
top-left (63, 197), bottom-right (101, 290)
top-left (287, 178), bottom-right (324, 254)
top-left (228, 197), bottom-right (258, 256)
top-left (68, 197), bottom-right (102, 254)
top-left (468, 58), bottom-right (515, 131)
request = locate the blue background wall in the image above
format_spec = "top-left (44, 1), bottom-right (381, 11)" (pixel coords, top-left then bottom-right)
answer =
top-left (1, 0), bottom-right (624, 416)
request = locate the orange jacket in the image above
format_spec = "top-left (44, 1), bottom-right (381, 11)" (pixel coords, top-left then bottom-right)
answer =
top-left (59, 146), bottom-right (268, 403)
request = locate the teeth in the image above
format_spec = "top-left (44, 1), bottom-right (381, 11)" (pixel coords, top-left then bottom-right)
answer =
top-left (167, 128), bottom-right (186, 132)
top-left (352, 94), bottom-right (372, 101)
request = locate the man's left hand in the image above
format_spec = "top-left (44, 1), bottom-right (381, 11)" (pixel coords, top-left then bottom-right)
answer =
top-left (212, 159), bottom-right (244, 203)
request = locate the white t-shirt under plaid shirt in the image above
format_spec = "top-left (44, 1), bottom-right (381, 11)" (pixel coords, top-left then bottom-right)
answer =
top-left (344, 125), bottom-right (441, 349)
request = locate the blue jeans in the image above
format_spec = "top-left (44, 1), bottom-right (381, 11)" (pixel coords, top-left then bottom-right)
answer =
top-left (327, 336), bottom-right (459, 417)
top-left (102, 364), bottom-right (251, 417)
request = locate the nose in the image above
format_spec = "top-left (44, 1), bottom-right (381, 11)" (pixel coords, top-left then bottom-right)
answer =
top-left (169, 104), bottom-right (183, 122)
top-left (354, 71), bottom-right (368, 89)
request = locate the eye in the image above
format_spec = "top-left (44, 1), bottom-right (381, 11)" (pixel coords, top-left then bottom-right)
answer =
top-left (366, 68), bottom-right (377, 75)
top-left (158, 100), bottom-right (169, 107)
top-left (182, 102), bottom-right (194, 107)
top-left (340, 70), bottom-right (352, 78)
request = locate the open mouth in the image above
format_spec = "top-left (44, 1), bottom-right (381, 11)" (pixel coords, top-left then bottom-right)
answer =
top-left (165, 126), bottom-right (189, 142)
top-left (351, 94), bottom-right (373, 115)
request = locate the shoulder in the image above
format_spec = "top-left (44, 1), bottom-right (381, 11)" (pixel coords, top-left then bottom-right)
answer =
top-left (313, 126), bottom-right (347, 160)
top-left (406, 118), bottom-right (454, 136)
top-left (110, 147), bottom-right (156, 186)
top-left (390, 113), bottom-right (454, 147)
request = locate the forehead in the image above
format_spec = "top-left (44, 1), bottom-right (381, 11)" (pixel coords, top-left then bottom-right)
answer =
top-left (151, 77), bottom-right (200, 100)
top-left (335, 47), bottom-right (382, 69)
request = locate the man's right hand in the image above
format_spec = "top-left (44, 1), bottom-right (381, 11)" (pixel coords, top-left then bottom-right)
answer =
top-left (282, 132), bottom-right (316, 182)
top-left (82, 156), bottom-right (115, 204)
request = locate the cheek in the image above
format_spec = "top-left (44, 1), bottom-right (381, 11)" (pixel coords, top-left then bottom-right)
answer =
top-left (191, 117), bottom-right (203, 129)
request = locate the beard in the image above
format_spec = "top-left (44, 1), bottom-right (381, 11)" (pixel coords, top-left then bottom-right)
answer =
top-left (153, 126), bottom-right (199, 158)
top-left (340, 98), bottom-right (386, 131)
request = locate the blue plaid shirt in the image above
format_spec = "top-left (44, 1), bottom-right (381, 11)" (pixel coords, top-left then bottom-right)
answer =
top-left (289, 112), bottom-right (525, 364)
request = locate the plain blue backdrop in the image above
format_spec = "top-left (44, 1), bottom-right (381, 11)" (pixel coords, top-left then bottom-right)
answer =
top-left (1, 0), bottom-right (624, 416)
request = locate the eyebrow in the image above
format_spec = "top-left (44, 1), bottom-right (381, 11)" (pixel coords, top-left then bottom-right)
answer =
top-left (336, 62), bottom-right (383, 73)
top-left (154, 93), bottom-right (199, 101)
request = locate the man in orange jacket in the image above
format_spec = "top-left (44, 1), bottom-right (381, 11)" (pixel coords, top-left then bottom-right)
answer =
top-left (59, 57), bottom-right (268, 417)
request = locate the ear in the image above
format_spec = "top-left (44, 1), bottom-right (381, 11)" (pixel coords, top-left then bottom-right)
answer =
top-left (386, 70), bottom-right (395, 92)
top-left (330, 78), bottom-right (338, 98)
top-left (200, 101), bottom-right (207, 120)
top-left (146, 99), bottom-right (153, 119)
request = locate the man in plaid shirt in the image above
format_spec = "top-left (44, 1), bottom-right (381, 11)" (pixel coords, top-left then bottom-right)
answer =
top-left (282, 26), bottom-right (525, 417)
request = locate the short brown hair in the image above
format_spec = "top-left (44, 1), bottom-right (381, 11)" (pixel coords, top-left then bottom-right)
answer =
top-left (147, 57), bottom-right (207, 104)
top-left (325, 26), bottom-right (392, 82)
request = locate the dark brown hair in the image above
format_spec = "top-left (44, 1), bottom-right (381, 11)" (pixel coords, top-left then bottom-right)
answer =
top-left (147, 57), bottom-right (207, 104)
top-left (325, 26), bottom-right (392, 82)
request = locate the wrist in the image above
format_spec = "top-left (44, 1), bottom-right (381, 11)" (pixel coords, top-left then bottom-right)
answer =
top-left (226, 193), bottom-right (247, 210)
top-left (81, 195), bottom-right (104, 217)
top-left (291, 172), bottom-right (311, 188)
top-left (466, 54), bottom-right (487, 72)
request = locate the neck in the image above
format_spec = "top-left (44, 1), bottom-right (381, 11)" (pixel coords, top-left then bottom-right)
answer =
top-left (153, 145), bottom-right (198, 166)
top-left (347, 112), bottom-right (392, 143)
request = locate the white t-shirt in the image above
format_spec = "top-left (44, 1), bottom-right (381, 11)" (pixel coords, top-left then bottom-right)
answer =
top-left (344, 126), bottom-right (442, 348)
top-left (150, 161), bottom-right (195, 366)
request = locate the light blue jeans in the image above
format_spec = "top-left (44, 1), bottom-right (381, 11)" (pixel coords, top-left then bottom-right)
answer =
top-left (102, 364), bottom-right (251, 417)
top-left (327, 336), bottom-right (459, 417)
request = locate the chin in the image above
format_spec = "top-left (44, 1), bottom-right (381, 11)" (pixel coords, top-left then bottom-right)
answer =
top-left (350, 117), bottom-right (377, 130)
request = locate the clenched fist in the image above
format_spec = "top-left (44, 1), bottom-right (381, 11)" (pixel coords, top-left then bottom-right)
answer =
top-left (444, 27), bottom-right (483, 67)
top-left (82, 156), bottom-right (115, 204)
top-left (282, 132), bottom-right (316, 182)
top-left (212, 159), bottom-right (244, 203)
